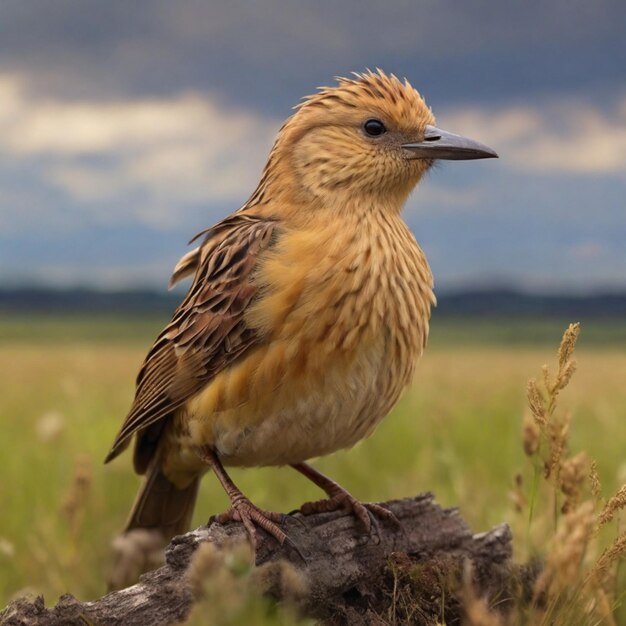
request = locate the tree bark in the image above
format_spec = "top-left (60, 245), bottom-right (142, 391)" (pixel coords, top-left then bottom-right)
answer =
top-left (1, 494), bottom-right (519, 626)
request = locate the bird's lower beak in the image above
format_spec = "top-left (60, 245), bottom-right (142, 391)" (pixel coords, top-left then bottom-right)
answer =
top-left (402, 125), bottom-right (498, 160)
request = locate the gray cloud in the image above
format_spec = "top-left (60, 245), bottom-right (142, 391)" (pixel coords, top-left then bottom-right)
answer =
top-left (1, 0), bottom-right (624, 110)
top-left (1, 0), bottom-right (625, 290)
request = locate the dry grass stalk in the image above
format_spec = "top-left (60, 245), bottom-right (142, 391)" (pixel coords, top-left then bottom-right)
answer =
top-left (250, 559), bottom-right (308, 601)
top-left (108, 529), bottom-right (165, 592)
top-left (594, 588), bottom-right (618, 626)
top-left (522, 414), bottom-right (540, 457)
top-left (559, 452), bottom-right (588, 514)
top-left (590, 532), bottom-right (626, 583)
top-left (188, 541), bottom-right (227, 595)
top-left (0, 537), bottom-right (15, 558)
top-left (557, 323), bottom-right (580, 370)
top-left (589, 460), bottom-right (602, 503)
top-left (541, 322), bottom-right (580, 411)
top-left (586, 530), bottom-right (626, 618)
top-left (186, 540), bottom-right (253, 622)
top-left (545, 412), bottom-right (570, 481)
top-left (184, 540), bottom-right (305, 626)
top-left (526, 380), bottom-right (547, 426)
top-left (522, 325), bottom-right (580, 495)
top-left (533, 501), bottom-right (595, 597)
top-left (462, 596), bottom-right (503, 626)
top-left (35, 410), bottom-right (66, 443)
top-left (61, 454), bottom-right (92, 539)
top-left (597, 484), bottom-right (626, 528)
top-left (510, 473), bottom-right (527, 514)
top-left (511, 323), bottom-right (626, 624)
top-left (460, 564), bottom-right (503, 626)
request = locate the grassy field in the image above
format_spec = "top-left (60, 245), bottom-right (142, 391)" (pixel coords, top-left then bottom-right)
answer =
top-left (0, 314), bottom-right (625, 623)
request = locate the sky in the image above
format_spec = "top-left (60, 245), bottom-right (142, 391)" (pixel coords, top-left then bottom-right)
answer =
top-left (0, 0), bottom-right (625, 293)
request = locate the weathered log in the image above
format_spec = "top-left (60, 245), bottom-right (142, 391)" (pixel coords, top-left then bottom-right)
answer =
top-left (1, 494), bottom-right (517, 625)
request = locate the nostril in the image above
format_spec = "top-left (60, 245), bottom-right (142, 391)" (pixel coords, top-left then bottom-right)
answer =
top-left (423, 134), bottom-right (440, 142)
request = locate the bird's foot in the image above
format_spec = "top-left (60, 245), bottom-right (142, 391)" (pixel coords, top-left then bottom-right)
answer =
top-left (214, 496), bottom-right (287, 551)
top-left (300, 490), bottom-right (398, 534)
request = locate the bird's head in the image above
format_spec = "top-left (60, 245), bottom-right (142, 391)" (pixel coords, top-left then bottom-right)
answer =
top-left (271, 70), bottom-right (497, 211)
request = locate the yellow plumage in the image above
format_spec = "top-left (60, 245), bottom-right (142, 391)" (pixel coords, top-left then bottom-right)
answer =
top-left (176, 210), bottom-right (434, 473)
top-left (105, 69), bottom-right (496, 554)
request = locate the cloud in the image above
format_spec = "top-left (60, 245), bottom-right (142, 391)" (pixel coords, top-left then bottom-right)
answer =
top-left (440, 96), bottom-right (626, 175)
top-left (0, 74), bottom-right (279, 228)
top-left (3, 259), bottom-right (177, 289)
top-left (1, 71), bottom-right (624, 241)
top-left (1, 0), bottom-right (623, 113)
top-left (1, 71), bottom-right (626, 292)
top-left (569, 242), bottom-right (604, 260)
top-left (409, 183), bottom-right (487, 213)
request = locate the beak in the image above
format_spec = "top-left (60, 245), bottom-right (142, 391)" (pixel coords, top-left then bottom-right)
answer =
top-left (402, 125), bottom-right (498, 160)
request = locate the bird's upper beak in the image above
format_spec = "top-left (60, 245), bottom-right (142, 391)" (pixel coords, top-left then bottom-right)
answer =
top-left (402, 125), bottom-right (498, 160)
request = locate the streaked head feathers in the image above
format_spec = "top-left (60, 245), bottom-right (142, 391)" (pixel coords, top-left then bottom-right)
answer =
top-left (297, 69), bottom-right (434, 132)
top-left (270, 70), bottom-right (437, 202)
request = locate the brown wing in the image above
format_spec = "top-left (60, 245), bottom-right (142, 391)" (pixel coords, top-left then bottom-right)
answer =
top-left (104, 213), bottom-right (279, 464)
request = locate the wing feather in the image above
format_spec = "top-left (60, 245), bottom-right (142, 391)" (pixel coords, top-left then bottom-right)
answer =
top-left (105, 213), bottom-right (278, 463)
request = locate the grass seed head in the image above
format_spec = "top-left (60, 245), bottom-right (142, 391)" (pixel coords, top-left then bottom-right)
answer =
top-left (510, 473), bottom-right (527, 513)
top-left (108, 528), bottom-right (165, 591)
top-left (251, 559), bottom-right (308, 602)
top-left (597, 484), bottom-right (626, 528)
top-left (522, 413), bottom-right (541, 457)
top-left (589, 460), bottom-right (602, 503)
top-left (188, 542), bottom-right (224, 595)
top-left (35, 410), bottom-right (66, 443)
top-left (558, 323), bottom-right (581, 370)
top-left (61, 454), bottom-right (92, 537)
top-left (527, 379), bottom-right (547, 426)
top-left (591, 531), bottom-right (626, 582)
top-left (0, 537), bottom-right (15, 559)
top-left (535, 501), bottom-right (595, 596)
top-left (545, 413), bottom-right (571, 481)
top-left (560, 452), bottom-right (589, 513)
top-left (552, 359), bottom-right (578, 395)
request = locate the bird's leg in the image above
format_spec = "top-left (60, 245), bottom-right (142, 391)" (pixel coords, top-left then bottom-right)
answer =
top-left (196, 446), bottom-right (287, 551)
top-left (291, 462), bottom-right (398, 533)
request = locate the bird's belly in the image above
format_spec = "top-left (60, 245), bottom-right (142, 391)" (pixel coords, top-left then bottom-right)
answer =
top-left (179, 332), bottom-right (407, 468)
top-left (172, 217), bottom-right (433, 472)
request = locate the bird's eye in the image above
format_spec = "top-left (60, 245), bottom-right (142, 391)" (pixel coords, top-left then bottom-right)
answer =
top-left (363, 119), bottom-right (387, 137)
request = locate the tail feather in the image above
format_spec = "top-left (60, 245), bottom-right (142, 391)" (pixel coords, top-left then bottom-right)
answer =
top-left (125, 463), bottom-right (200, 542)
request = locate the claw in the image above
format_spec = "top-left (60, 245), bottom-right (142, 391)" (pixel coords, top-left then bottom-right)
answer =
top-left (197, 447), bottom-right (305, 560)
top-left (213, 498), bottom-right (307, 564)
top-left (364, 501), bottom-right (401, 528)
top-left (300, 494), bottom-right (399, 534)
top-left (285, 510), bottom-right (309, 530)
top-left (215, 497), bottom-right (288, 548)
top-left (291, 462), bottom-right (400, 537)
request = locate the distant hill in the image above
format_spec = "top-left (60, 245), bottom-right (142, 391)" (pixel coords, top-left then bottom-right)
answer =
top-left (0, 288), bottom-right (180, 315)
top-left (0, 287), bottom-right (625, 318)
top-left (435, 289), bottom-right (626, 318)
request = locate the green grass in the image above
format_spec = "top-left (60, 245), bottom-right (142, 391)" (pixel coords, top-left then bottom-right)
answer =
top-left (0, 315), bottom-right (625, 621)
top-left (0, 313), bottom-right (166, 345)
top-left (431, 315), bottom-right (626, 348)
top-left (1, 312), bottom-right (625, 347)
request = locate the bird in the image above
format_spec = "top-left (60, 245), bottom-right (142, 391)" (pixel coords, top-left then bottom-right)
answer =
top-left (105, 69), bottom-right (497, 553)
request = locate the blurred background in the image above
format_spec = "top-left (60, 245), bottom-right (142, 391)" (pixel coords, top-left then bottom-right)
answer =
top-left (1, 0), bottom-right (625, 615)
